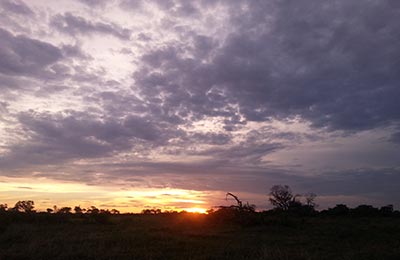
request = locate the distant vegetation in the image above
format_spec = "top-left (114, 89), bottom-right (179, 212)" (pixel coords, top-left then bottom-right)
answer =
top-left (1, 185), bottom-right (400, 259)
top-left (0, 184), bottom-right (398, 225)
top-left (1, 184), bottom-right (396, 217)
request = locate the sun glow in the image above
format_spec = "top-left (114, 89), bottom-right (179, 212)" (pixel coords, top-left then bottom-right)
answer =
top-left (0, 176), bottom-right (218, 213)
top-left (184, 207), bottom-right (208, 214)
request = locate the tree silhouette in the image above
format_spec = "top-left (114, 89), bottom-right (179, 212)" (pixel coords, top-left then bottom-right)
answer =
top-left (305, 192), bottom-right (317, 208)
top-left (110, 209), bottom-right (120, 214)
top-left (87, 206), bottom-right (99, 214)
top-left (13, 200), bottom-right (35, 213)
top-left (380, 204), bottom-right (394, 216)
top-left (226, 192), bottom-right (255, 212)
top-left (58, 207), bottom-right (72, 214)
top-left (326, 204), bottom-right (349, 216)
top-left (0, 204), bottom-right (7, 212)
top-left (74, 206), bottom-right (83, 214)
top-left (142, 208), bottom-right (162, 215)
top-left (269, 185), bottom-right (294, 211)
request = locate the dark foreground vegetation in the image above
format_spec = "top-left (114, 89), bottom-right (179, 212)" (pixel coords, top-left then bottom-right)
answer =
top-left (1, 186), bottom-right (400, 260)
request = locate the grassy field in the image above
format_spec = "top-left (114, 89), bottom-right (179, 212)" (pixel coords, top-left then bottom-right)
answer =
top-left (1, 213), bottom-right (400, 260)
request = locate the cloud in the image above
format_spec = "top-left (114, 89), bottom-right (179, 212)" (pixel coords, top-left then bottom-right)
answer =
top-left (189, 132), bottom-right (231, 145)
top-left (300, 168), bottom-right (400, 200)
top-left (0, 101), bottom-right (9, 114)
top-left (0, 0), bottom-right (33, 16)
top-left (0, 110), bottom-right (183, 170)
top-left (61, 44), bottom-right (91, 59)
top-left (51, 12), bottom-right (132, 40)
top-left (0, 112), bottom-right (120, 169)
top-left (78, 0), bottom-right (109, 8)
top-left (132, 0), bottom-right (400, 132)
top-left (0, 28), bottom-right (62, 78)
top-left (389, 131), bottom-right (400, 144)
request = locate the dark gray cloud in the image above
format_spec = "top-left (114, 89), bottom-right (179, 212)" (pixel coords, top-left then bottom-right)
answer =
top-left (0, 109), bottom-right (185, 170)
top-left (120, 0), bottom-right (175, 11)
top-left (61, 44), bottom-right (91, 59)
top-left (133, 0), bottom-right (400, 133)
top-left (119, 0), bottom-right (143, 10)
top-left (0, 31), bottom-right (92, 97)
top-left (0, 0), bottom-right (33, 16)
top-left (51, 12), bottom-right (132, 40)
top-left (0, 74), bottom-right (22, 90)
top-left (189, 132), bottom-right (231, 145)
top-left (120, 0), bottom-right (200, 17)
top-left (193, 142), bottom-right (283, 165)
top-left (78, 0), bottom-right (109, 8)
top-left (0, 28), bottom-right (62, 78)
top-left (389, 131), bottom-right (400, 144)
top-left (296, 168), bottom-right (400, 206)
top-left (0, 101), bottom-right (9, 114)
top-left (133, 45), bottom-right (237, 126)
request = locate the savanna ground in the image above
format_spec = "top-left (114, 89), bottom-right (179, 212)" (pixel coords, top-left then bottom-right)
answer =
top-left (1, 212), bottom-right (400, 260)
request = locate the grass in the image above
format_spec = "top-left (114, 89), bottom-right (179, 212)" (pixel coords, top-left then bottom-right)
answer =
top-left (1, 213), bottom-right (400, 259)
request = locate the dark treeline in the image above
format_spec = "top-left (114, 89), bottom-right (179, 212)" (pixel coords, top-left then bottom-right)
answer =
top-left (2, 185), bottom-right (400, 260)
top-left (205, 185), bottom-right (399, 227)
top-left (1, 185), bottom-right (398, 227)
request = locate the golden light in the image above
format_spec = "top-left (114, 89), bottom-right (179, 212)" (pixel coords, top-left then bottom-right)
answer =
top-left (0, 176), bottom-right (219, 213)
top-left (183, 207), bottom-right (208, 214)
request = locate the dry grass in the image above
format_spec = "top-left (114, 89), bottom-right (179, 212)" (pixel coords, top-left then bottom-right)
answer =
top-left (1, 213), bottom-right (400, 259)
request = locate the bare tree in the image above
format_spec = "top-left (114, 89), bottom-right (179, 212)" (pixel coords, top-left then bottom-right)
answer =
top-left (269, 185), bottom-right (294, 211)
top-left (304, 192), bottom-right (317, 208)
top-left (226, 192), bottom-right (255, 212)
top-left (226, 192), bottom-right (243, 209)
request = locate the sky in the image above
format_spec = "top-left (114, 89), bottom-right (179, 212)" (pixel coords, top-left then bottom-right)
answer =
top-left (0, 0), bottom-right (400, 213)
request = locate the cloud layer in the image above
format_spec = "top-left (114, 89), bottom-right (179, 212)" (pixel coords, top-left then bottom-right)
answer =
top-left (0, 0), bottom-right (399, 209)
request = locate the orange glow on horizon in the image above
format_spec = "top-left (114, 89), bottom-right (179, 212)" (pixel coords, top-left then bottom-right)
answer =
top-left (0, 176), bottom-right (220, 213)
top-left (183, 207), bottom-right (208, 214)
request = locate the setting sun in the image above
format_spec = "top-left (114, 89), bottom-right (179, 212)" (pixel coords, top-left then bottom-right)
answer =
top-left (184, 207), bottom-right (208, 214)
